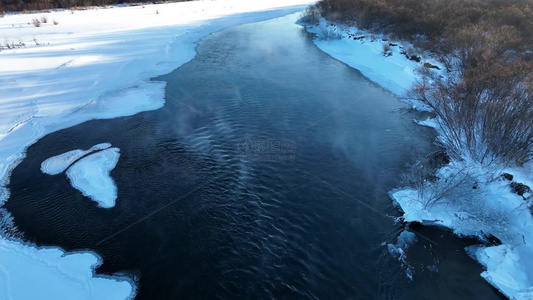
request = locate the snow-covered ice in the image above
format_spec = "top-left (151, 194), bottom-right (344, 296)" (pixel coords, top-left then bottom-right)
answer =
top-left (42, 143), bottom-right (120, 208)
top-left (468, 244), bottom-right (533, 300)
top-left (41, 142), bottom-right (111, 175)
top-left (0, 238), bottom-right (135, 300)
top-left (65, 147), bottom-right (120, 208)
top-left (0, 1), bottom-right (316, 299)
top-left (302, 19), bottom-right (441, 109)
top-left (390, 161), bottom-right (533, 299)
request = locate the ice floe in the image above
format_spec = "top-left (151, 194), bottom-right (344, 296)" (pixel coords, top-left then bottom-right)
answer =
top-left (66, 147), bottom-right (120, 208)
top-left (40, 143), bottom-right (111, 175)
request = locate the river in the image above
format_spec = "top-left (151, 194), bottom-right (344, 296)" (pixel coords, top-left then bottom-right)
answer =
top-left (5, 13), bottom-right (504, 300)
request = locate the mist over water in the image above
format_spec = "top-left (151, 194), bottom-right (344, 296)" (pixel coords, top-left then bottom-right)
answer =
top-left (5, 13), bottom-right (504, 300)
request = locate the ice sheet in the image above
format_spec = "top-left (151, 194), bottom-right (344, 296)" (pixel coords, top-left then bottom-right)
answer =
top-left (0, 238), bottom-right (135, 300)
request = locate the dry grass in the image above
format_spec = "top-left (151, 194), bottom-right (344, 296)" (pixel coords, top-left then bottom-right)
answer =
top-left (314, 0), bottom-right (532, 51)
top-left (312, 0), bottom-right (533, 166)
top-left (32, 18), bottom-right (40, 27)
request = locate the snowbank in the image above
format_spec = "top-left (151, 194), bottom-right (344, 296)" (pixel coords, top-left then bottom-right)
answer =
top-left (468, 245), bottom-right (533, 300)
top-left (301, 18), bottom-right (533, 299)
top-left (0, 1), bottom-right (316, 299)
top-left (0, 238), bottom-right (135, 300)
top-left (41, 143), bottom-right (111, 175)
top-left (302, 19), bottom-right (441, 109)
top-left (65, 147), bottom-right (120, 208)
top-left (390, 160), bottom-right (533, 299)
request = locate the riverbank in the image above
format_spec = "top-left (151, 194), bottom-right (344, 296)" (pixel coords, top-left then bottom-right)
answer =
top-left (0, 1), bottom-right (315, 299)
top-left (300, 18), bottom-right (533, 300)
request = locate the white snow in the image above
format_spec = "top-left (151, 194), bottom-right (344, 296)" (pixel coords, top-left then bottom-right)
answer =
top-left (0, 238), bottom-right (135, 300)
top-left (301, 18), bottom-right (533, 299)
top-left (302, 20), bottom-right (441, 109)
top-left (468, 245), bottom-right (533, 300)
top-left (0, 1), bottom-right (316, 299)
top-left (390, 161), bottom-right (533, 299)
top-left (41, 143), bottom-right (111, 175)
top-left (66, 147), bottom-right (120, 208)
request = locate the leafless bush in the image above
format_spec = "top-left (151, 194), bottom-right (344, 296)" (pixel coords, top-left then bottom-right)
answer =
top-left (300, 6), bottom-right (322, 25)
top-left (410, 32), bottom-right (533, 166)
top-left (400, 157), bottom-right (469, 208)
top-left (312, 0), bottom-right (532, 167)
top-left (32, 18), bottom-right (41, 27)
top-left (314, 0), bottom-right (532, 50)
top-left (2, 39), bottom-right (25, 50)
top-left (40, 16), bottom-right (48, 23)
top-left (383, 43), bottom-right (392, 56)
top-left (316, 18), bottom-right (342, 40)
top-left (53, 20), bottom-right (59, 25)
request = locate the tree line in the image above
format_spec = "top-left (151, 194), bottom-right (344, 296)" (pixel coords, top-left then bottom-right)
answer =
top-left (312, 0), bottom-right (532, 166)
top-left (1, 0), bottom-right (191, 12)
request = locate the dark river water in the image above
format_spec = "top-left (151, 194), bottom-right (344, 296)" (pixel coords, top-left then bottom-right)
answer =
top-left (5, 13), bottom-right (504, 300)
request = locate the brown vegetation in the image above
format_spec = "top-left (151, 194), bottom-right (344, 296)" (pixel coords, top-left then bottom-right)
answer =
top-left (312, 0), bottom-right (533, 166)
top-left (0, 0), bottom-right (191, 12)
top-left (314, 0), bottom-right (532, 51)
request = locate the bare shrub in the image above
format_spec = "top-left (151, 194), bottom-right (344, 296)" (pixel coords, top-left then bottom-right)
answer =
top-left (32, 18), bottom-right (41, 27)
top-left (40, 16), bottom-right (48, 23)
top-left (53, 20), bottom-right (59, 25)
top-left (2, 39), bottom-right (25, 50)
top-left (314, 0), bottom-right (532, 50)
top-left (313, 0), bottom-right (533, 167)
top-left (405, 46), bottom-right (415, 56)
top-left (400, 156), bottom-right (469, 208)
top-left (383, 43), bottom-right (392, 56)
top-left (300, 5), bottom-right (321, 25)
top-left (410, 28), bottom-right (533, 166)
top-left (316, 18), bottom-right (342, 40)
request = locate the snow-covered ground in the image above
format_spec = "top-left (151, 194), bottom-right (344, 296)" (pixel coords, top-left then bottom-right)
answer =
top-left (390, 162), bottom-right (533, 299)
top-left (0, 239), bottom-right (134, 300)
top-left (301, 19), bottom-right (533, 300)
top-left (0, 1), bottom-right (315, 299)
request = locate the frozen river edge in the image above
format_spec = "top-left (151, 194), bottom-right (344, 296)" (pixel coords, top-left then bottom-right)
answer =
top-left (301, 19), bottom-right (533, 300)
